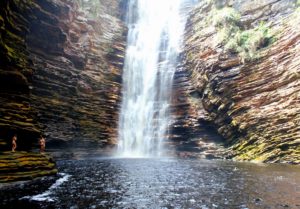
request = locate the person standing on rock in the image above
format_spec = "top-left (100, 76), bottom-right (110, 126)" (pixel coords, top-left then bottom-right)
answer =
top-left (11, 134), bottom-right (17, 152)
top-left (39, 135), bottom-right (46, 153)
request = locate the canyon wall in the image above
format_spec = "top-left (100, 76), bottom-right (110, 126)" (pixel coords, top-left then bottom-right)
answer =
top-left (0, 0), bottom-right (299, 164)
top-left (182, 0), bottom-right (300, 163)
top-left (0, 0), bottom-right (126, 150)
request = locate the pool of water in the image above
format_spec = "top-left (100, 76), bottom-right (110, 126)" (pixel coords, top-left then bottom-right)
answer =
top-left (1, 158), bottom-right (299, 209)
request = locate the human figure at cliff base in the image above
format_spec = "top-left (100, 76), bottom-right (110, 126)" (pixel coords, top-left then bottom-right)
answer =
top-left (11, 134), bottom-right (17, 152)
top-left (39, 135), bottom-right (46, 153)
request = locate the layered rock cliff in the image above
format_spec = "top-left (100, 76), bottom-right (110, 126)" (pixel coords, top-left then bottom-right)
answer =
top-left (0, 0), bottom-right (299, 166)
top-left (0, 0), bottom-right (126, 150)
top-left (182, 0), bottom-right (300, 163)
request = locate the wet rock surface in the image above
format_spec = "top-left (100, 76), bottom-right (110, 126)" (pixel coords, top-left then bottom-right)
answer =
top-left (182, 0), bottom-right (300, 163)
top-left (0, 151), bottom-right (57, 183)
top-left (0, 174), bottom-right (58, 208)
top-left (1, 158), bottom-right (299, 209)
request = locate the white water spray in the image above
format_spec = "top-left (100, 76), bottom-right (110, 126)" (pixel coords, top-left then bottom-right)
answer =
top-left (117, 0), bottom-right (190, 157)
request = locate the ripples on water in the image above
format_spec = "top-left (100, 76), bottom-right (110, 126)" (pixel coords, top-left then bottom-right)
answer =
top-left (1, 158), bottom-right (300, 209)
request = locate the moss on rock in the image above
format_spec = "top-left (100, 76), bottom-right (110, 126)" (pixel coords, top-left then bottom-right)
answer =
top-left (183, 0), bottom-right (300, 163)
top-left (0, 151), bottom-right (57, 183)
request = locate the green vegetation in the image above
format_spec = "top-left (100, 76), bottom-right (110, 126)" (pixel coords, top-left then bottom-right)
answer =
top-left (212, 7), bottom-right (241, 28)
top-left (210, 7), bottom-right (240, 47)
top-left (76, 0), bottom-right (102, 19)
top-left (225, 22), bottom-right (275, 62)
top-left (205, 0), bottom-right (226, 9)
top-left (105, 47), bottom-right (115, 55)
top-left (209, 7), bottom-right (276, 62)
top-left (290, 7), bottom-right (300, 20)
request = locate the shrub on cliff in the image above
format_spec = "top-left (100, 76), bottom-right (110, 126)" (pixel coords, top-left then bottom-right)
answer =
top-left (225, 22), bottom-right (275, 62)
top-left (210, 7), bottom-right (240, 45)
top-left (208, 6), bottom-right (275, 62)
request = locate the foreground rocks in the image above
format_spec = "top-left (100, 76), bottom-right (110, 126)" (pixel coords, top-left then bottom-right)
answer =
top-left (182, 0), bottom-right (300, 163)
top-left (0, 152), bottom-right (57, 183)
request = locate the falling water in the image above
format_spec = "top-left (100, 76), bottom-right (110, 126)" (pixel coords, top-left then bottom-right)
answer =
top-left (117, 0), bottom-right (190, 157)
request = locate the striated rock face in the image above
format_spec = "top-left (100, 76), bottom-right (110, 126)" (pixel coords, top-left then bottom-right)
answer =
top-left (0, 0), bottom-right (42, 149)
top-left (0, 151), bottom-right (57, 182)
top-left (1, 0), bottom-right (299, 165)
top-left (170, 65), bottom-right (226, 159)
top-left (28, 0), bottom-right (126, 146)
top-left (182, 0), bottom-right (300, 163)
top-left (0, 0), bottom-right (126, 149)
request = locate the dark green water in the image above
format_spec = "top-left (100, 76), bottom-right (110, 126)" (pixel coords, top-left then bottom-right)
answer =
top-left (1, 158), bottom-right (299, 209)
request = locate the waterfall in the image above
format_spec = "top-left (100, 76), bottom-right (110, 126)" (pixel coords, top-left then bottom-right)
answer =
top-left (117, 0), bottom-right (192, 157)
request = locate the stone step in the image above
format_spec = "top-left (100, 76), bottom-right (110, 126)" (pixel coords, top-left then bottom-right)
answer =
top-left (0, 151), bottom-right (57, 183)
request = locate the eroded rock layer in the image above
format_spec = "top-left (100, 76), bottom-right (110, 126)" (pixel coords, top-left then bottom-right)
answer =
top-left (170, 65), bottom-right (227, 159)
top-left (0, 151), bottom-right (57, 182)
top-left (0, 0), bottom-right (126, 149)
top-left (0, 0), bottom-right (42, 150)
top-left (29, 0), bottom-right (126, 146)
top-left (182, 0), bottom-right (300, 163)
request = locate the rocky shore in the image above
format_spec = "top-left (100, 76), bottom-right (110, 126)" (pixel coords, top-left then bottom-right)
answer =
top-left (0, 151), bottom-right (57, 183)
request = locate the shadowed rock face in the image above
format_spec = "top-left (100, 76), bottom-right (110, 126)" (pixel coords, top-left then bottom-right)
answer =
top-left (0, 0), bottom-right (42, 150)
top-left (0, 0), bottom-right (126, 149)
top-left (170, 65), bottom-right (227, 159)
top-left (182, 0), bottom-right (300, 163)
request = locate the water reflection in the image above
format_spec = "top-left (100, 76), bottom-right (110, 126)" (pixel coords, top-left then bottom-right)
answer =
top-left (221, 162), bottom-right (300, 209)
top-left (0, 158), bottom-right (299, 209)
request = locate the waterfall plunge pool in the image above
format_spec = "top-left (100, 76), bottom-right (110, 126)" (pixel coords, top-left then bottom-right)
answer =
top-left (1, 156), bottom-right (299, 209)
